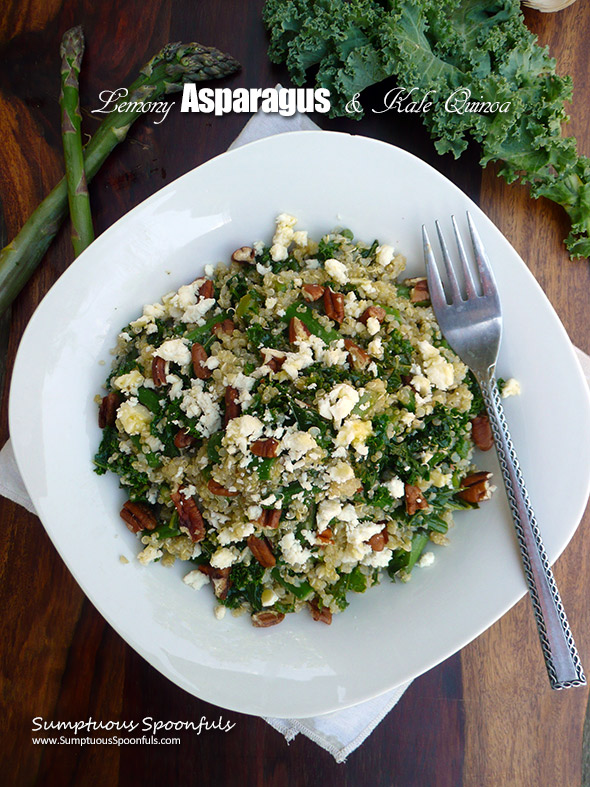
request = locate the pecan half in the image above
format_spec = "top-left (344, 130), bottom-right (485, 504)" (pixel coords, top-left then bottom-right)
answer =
top-left (174, 428), bottom-right (196, 449)
top-left (198, 279), bottom-right (215, 299)
top-left (191, 342), bottom-right (212, 380)
top-left (120, 501), bottom-right (157, 533)
top-left (310, 599), bottom-right (332, 625)
top-left (250, 438), bottom-right (280, 458)
top-left (231, 246), bottom-right (255, 264)
top-left (359, 305), bottom-right (386, 325)
top-left (98, 391), bottom-right (121, 428)
top-left (289, 316), bottom-right (311, 343)
top-left (301, 283), bottom-right (325, 302)
top-left (251, 611), bottom-right (285, 628)
top-left (211, 319), bottom-right (235, 337)
top-left (152, 355), bottom-right (167, 387)
top-left (344, 339), bottom-right (371, 371)
top-left (171, 489), bottom-right (206, 542)
top-left (323, 287), bottom-right (345, 323)
top-left (367, 526), bottom-right (389, 552)
top-left (471, 414), bottom-right (493, 451)
top-left (457, 471), bottom-right (493, 504)
top-left (198, 565), bottom-right (231, 599)
top-left (405, 484), bottom-right (429, 516)
top-left (408, 277), bottom-right (430, 304)
top-left (257, 509), bottom-right (281, 529)
top-left (247, 535), bottom-right (276, 568)
top-left (223, 386), bottom-right (241, 427)
top-left (207, 478), bottom-right (240, 497)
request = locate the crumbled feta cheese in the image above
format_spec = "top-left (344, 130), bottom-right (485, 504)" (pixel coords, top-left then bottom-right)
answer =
top-left (501, 378), bottom-right (521, 398)
top-left (137, 545), bottom-right (163, 565)
top-left (117, 398), bottom-right (153, 436)
top-left (214, 605), bottom-right (226, 620)
top-left (335, 417), bottom-right (373, 457)
top-left (292, 230), bottom-right (308, 247)
top-left (180, 380), bottom-right (221, 437)
top-left (279, 532), bottom-right (312, 567)
top-left (155, 338), bottom-right (191, 366)
top-left (322, 339), bottom-right (349, 367)
top-left (366, 316), bottom-right (380, 336)
top-left (327, 461), bottom-right (355, 484)
top-left (261, 588), bottom-right (279, 607)
top-left (166, 373), bottom-right (183, 400)
top-left (375, 244), bottom-right (395, 267)
top-left (281, 430), bottom-right (317, 461)
top-left (318, 383), bottom-right (359, 426)
top-left (417, 551), bottom-right (435, 568)
top-left (182, 297), bottom-right (215, 324)
top-left (324, 258), bottom-right (349, 284)
top-left (183, 570), bottom-right (210, 590)
top-left (363, 547), bottom-right (393, 568)
top-left (204, 356), bottom-right (220, 370)
top-left (367, 336), bottom-right (384, 359)
top-left (385, 476), bottom-right (405, 498)
top-left (204, 264), bottom-right (215, 277)
top-left (210, 548), bottom-right (237, 569)
top-left (224, 415), bottom-right (264, 454)
top-left (417, 340), bottom-right (454, 390)
top-left (265, 296), bottom-right (277, 310)
top-left (112, 369), bottom-right (144, 396)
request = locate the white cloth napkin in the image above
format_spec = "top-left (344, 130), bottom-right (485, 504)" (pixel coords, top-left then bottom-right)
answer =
top-left (2, 102), bottom-right (590, 763)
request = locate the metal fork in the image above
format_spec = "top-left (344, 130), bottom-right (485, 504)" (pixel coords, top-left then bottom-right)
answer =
top-left (423, 212), bottom-right (585, 690)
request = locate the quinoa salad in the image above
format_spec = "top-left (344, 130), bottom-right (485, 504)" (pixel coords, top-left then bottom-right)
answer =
top-left (94, 213), bottom-right (497, 628)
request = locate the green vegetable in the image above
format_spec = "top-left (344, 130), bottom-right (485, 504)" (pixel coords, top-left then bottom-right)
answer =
top-left (59, 26), bottom-right (94, 257)
top-left (388, 531), bottom-right (430, 578)
top-left (137, 386), bottom-right (161, 414)
top-left (264, 0), bottom-right (590, 259)
top-left (0, 42), bottom-right (240, 316)
top-left (329, 566), bottom-right (368, 610)
top-left (185, 311), bottom-right (231, 343)
top-left (271, 567), bottom-right (313, 600)
top-left (284, 302), bottom-right (340, 343)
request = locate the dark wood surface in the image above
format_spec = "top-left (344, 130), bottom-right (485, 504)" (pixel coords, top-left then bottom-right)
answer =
top-left (1, 2), bottom-right (590, 785)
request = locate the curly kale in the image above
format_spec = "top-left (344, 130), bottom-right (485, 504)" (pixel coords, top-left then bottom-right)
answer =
top-left (263, 0), bottom-right (590, 258)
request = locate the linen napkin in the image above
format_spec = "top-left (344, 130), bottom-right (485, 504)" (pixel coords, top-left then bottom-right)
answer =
top-left (2, 101), bottom-right (590, 764)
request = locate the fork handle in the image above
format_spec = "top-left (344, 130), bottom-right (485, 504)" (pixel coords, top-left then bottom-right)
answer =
top-left (476, 372), bottom-right (585, 689)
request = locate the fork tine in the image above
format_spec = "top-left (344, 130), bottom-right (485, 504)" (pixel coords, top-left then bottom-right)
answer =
top-left (435, 221), bottom-right (462, 303)
top-left (422, 225), bottom-right (447, 308)
top-left (451, 215), bottom-right (478, 298)
top-left (466, 211), bottom-right (497, 297)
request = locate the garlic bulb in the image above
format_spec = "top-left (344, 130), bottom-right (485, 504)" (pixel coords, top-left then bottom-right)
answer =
top-left (523, 0), bottom-right (577, 10)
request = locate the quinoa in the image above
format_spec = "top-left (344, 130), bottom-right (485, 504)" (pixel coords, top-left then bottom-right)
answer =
top-left (94, 214), bottom-right (493, 626)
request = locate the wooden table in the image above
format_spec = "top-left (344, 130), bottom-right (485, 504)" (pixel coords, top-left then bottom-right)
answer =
top-left (1, 2), bottom-right (589, 785)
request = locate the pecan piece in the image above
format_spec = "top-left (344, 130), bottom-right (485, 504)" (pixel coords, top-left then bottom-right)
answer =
top-left (265, 353), bottom-right (286, 373)
top-left (367, 526), bottom-right (389, 552)
top-left (211, 319), bottom-right (235, 337)
top-left (191, 342), bottom-right (212, 380)
top-left (302, 283), bottom-right (325, 302)
top-left (198, 565), bottom-right (231, 599)
top-left (223, 386), bottom-right (241, 427)
top-left (120, 501), bottom-right (157, 534)
top-left (171, 489), bottom-right (206, 542)
top-left (250, 438), bottom-right (280, 458)
top-left (408, 277), bottom-right (430, 304)
top-left (207, 479), bottom-right (240, 497)
top-left (247, 535), bottom-right (276, 568)
top-left (257, 509), bottom-right (281, 529)
top-left (317, 528), bottom-right (334, 545)
top-left (98, 391), bottom-right (121, 428)
top-left (198, 279), bottom-right (214, 299)
top-left (344, 339), bottom-right (371, 371)
top-left (323, 287), bottom-right (345, 323)
top-left (152, 355), bottom-right (167, 387)
top-left (251, 611), bottom-right (285, 628)
top-left (471, 414), bottom-right (493, 451)
top-left (405, 484), bottom-right (429, 516)
top-left (231, 246), bottom-right (255, 264)
top-left (359, 305), bottom-right (386, 325)
top-left (457, 471), bottom-right (493, 504)
top-left (174, 428), bottom-right (196, 449)
top-left (310, 599), bottom-right (332, 625)
top-left (289, 316), bottom-right (311, 344)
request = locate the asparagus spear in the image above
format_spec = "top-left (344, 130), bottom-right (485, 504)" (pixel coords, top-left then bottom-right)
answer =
top-left (60, 25), bottom-right (94, 257)
top-left (0, 42), bottom-right (240, 316)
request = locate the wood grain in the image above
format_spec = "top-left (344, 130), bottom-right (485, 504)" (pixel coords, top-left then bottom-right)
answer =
top-left (1, 2), bottom-right (590, 785)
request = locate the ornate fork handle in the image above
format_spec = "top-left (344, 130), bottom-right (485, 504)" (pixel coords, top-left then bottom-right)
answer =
top-left (476, 370), bottom-right (586, 689)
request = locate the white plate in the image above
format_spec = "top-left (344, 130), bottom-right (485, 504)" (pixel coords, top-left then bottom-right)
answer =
top-left (10, 131), bottom-right (590, 718)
